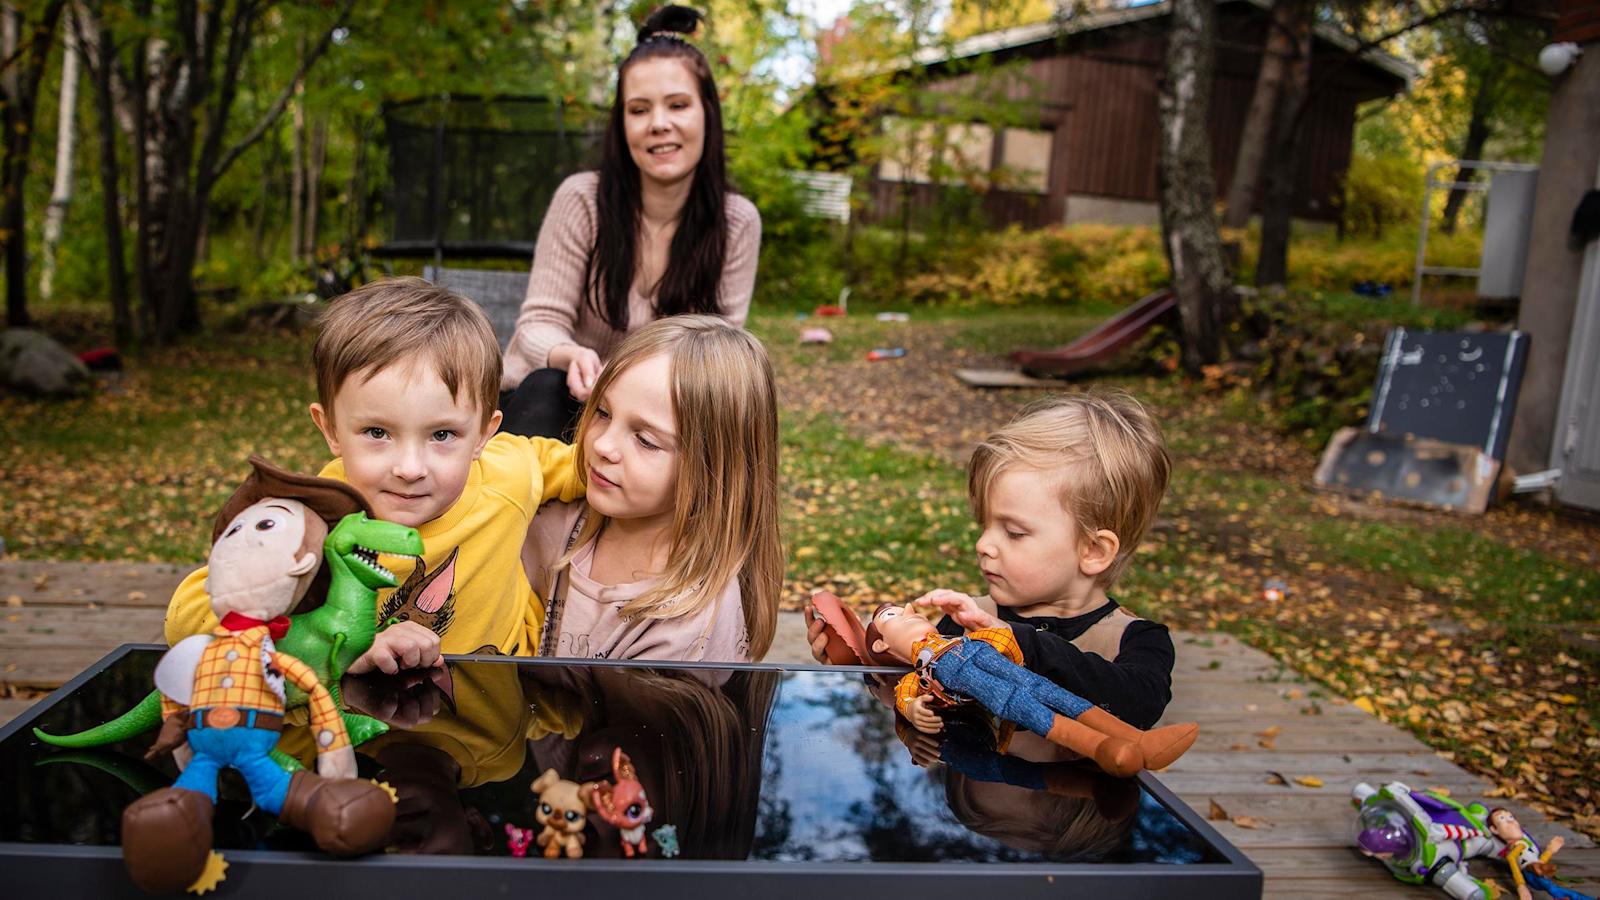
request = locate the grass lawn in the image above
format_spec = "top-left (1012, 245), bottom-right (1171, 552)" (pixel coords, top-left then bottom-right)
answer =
top-left (1, 301), bottom-right (1595, 836)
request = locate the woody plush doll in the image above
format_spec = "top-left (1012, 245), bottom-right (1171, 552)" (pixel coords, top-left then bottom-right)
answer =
top-left (121, 469), bottom-right (396, 894)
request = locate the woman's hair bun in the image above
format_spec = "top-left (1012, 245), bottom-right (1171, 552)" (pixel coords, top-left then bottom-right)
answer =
top-left (638, 5), bottom-right (703, 43)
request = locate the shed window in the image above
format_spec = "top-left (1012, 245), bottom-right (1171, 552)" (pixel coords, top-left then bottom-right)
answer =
top-left (878, 116), bottom-right (935, 184)
top-left (1000, 127), bottom-right (1052, 194)
top-left (878, 118), bottom-right (996, 187)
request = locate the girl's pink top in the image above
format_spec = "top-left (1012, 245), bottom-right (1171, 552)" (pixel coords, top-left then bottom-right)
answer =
top-left (523, 500), bottom-right (751, 663)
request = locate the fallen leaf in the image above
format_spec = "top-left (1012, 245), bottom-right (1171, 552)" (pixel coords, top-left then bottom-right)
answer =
top-left (1231, 815), bottom-right (1268, 829)
top-left (4, 595), bottom-right (20, 608)
top-left (1353, 696), bottom-right (1377, 714)
top-left (1294, 776), bottom-right (1325, 788)
top-left (1266, 772), bottom-right (1288, 786)
top-left (127, 591), bottom-right (146, 602)
top-left (32, 573), bottom-right (49, 590)
top-left (1209, 799), bottom-right (1228, 821)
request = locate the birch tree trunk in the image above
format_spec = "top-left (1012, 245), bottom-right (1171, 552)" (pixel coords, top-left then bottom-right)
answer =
top-left (39, 8), bottom-right (80, 302)
top-left (1158, 0), bottom-right (1235, 372)
top-left (77, 1), bottom-right (132, 343)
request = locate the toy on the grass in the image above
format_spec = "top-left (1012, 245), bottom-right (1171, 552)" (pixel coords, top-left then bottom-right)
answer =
top-left (120, 480), bottom-right (398, 894)
top-left (1484, 807), bottom-right (1595, 900)
top-left (531, 768), bottom-right (589, 859)
top-left (36, 456), bottom-right (426, 758)
top-left (1352, 781), bottom-right (1500, 900)
top-left (582, 748), bottom-right (654, 858)
top-left (858, 600), bottom-right (1199, 778)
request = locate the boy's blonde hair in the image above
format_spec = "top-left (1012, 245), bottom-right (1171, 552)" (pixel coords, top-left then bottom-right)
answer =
top-left (565, 315), bottom-right (782, 659)
top-left (313, 277), bottom-right (502, 426)
top-left (968, 390), bottom-right (1170, 586)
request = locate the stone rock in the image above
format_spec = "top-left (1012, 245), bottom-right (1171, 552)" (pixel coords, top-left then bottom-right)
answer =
top-left (1, 329), bottom-right (92, 397)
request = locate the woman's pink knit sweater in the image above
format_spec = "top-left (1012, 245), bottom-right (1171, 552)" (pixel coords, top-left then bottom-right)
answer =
top-left (502, 171), bottom-right (762, 390)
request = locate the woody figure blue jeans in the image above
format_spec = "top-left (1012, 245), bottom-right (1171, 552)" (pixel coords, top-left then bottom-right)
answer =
top-left (174, 724), bottom-right (293, 815)
top-left (931, 639), bottom-right (1092, 737)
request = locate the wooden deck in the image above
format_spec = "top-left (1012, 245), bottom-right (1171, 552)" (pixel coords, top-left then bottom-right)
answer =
top-left (2, 561), bottom-right (1595, 898)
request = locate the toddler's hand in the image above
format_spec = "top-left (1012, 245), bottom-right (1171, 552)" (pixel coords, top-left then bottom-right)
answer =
top-left (349, 620), bottom-right (443, 675)
top-left (803, 605), bottom-right (832, 664)
top-left (920, 589), bottom-right (1002, 631)
top-left (907, 695), bottom-right (944, 734)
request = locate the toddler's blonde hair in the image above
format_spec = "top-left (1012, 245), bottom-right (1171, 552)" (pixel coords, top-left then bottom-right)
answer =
top-left (968, 390), bottom-right (1170, 586)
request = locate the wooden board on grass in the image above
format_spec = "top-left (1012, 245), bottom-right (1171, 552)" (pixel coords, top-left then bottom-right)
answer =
top-left (954, 368), bottom-right (1068, 389)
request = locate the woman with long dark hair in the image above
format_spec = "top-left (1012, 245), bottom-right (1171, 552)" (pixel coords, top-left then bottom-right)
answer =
top-left (500, 5), bottom-right (761, 438)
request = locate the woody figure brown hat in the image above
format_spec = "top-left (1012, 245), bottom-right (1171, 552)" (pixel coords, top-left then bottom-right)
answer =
top-left (212, 455), bottom-right (373, 613)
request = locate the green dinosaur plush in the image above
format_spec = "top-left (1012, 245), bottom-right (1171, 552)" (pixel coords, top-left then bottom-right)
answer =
top-left (35, 458), bottom-right (424, 757)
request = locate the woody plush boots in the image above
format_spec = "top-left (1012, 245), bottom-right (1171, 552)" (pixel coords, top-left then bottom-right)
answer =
top-left (1044, 710), bottom-right (1200, 777)
top-left (1078, 708), bottom-right (1199, 770)
top-left (121, 786), bottom-right (216, 893)
top-left (278, 770), bottom-right (396, 856)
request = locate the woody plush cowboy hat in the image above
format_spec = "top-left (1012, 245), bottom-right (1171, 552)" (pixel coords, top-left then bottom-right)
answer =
top-left (212, 455), bottom-right (373, 613)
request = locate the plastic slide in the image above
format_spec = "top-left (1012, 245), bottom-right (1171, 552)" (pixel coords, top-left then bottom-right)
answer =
top-left (1009, 289), bottom-right (1176, 377)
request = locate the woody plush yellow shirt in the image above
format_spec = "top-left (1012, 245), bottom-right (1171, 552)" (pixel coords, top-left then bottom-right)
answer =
top-left (161, 625), bottom-right (349, 752)
top-left (165, 434), bottom-right (582, 657)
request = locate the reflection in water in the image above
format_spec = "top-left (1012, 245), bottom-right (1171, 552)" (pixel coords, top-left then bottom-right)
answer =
top-left (1, 653), bottom-right (1218, 867)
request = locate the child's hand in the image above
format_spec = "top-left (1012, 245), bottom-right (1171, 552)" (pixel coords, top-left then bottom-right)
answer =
top-left (920, 589), bottom-right (1002, 631)
top-left (907, 695), bottom-right (944, 734)
top-left (349, 620), bottom-right (443, 675)
top-left (803, 605), bottom-right (832, 664)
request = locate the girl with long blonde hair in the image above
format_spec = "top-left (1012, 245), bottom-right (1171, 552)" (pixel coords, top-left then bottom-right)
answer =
top-left (521, 314), bottom-right (781, 661)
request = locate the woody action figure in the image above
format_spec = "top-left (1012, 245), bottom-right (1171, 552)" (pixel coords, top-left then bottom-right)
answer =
top-left (863, 602), bottom-right (1197, 777)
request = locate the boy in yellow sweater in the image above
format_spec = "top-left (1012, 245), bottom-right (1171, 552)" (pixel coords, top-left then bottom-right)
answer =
top-left (165, 277), bottom-right (583, 667)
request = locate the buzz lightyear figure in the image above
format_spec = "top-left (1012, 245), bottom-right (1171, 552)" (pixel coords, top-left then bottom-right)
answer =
top-left (1353, 781), bottom-right (1499, 900)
